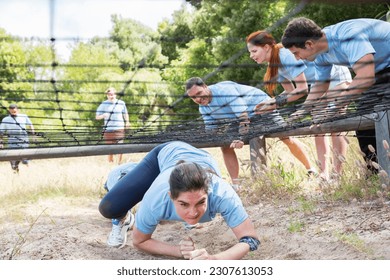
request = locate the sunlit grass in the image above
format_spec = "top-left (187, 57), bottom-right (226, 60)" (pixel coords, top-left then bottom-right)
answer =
top-left (334, 231), bottom-right (374, 255)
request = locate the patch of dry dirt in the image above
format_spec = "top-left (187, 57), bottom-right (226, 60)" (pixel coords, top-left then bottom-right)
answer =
top-left (1, 196), bottom-right (389, 260)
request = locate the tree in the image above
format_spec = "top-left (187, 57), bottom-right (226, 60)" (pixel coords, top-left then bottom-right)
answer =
top-left (0, 29), bottom-right (33, 102)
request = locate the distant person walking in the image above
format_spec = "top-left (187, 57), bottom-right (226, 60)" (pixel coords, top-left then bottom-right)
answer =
top-left (0, 104), bottom-right (35, 173)
top-left (96, 87), bottom-right (130, 164)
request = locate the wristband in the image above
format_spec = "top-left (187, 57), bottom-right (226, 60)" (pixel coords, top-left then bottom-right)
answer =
top-left (275, 94), bottom-right (288, 107)
top-left (239, 236), bottom-right (260, 251)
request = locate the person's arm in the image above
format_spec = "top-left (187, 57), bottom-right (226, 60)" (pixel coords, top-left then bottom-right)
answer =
top-left (96, 104), bottom-right (109, 120)
top-left (96, 113), bottom-right (109, 120)
top-left (28, 122), bottom-right (36, 143)
top-left (338, 54), bottom-right (376, 99)
top-left (122, 104), bottom-right (131, 129)
top-left (255, 73), bottom-right (309, 114)
top-left (123, 113), bottom-right (130, 129)
top-left (132, 226), bottom-right (184, 258)
top-left (186, 218), bottom-right (259, 260)
top-left (282, 72), bottom-right (309, 102)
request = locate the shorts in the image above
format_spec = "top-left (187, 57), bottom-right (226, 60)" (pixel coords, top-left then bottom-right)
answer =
top-left (103, 129), bottom-right (125, 144)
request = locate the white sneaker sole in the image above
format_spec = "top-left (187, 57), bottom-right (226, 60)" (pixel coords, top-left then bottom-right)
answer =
top-left (118, 212), bottom-right (135, 249)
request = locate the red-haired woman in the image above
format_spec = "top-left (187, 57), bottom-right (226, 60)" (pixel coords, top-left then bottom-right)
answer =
top-left (246, 30), bottom-right (351, 181)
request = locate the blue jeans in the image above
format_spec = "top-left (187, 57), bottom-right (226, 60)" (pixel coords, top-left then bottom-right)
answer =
top-left (99, 142), bottom-right (169, 220)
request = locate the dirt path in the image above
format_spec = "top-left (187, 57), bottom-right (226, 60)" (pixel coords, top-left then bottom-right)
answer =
top-left (1, 196), bottom-right (389, 260)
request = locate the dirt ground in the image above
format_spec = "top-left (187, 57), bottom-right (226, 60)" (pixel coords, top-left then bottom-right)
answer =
top-left (1, 195), bottom-right (389, 260)
top-left (0, 143), bottom-right (389, 260)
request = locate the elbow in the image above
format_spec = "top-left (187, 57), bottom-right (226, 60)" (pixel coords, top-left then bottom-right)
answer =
top-left (132, 240), bottom-right (141, 249)
top-left (367, 77), bottom-right (376, 88)
top-left (132, 238), bottom-right (146, 251)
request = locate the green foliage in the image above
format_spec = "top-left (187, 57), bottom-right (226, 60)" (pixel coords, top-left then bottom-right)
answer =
top-left (293, 1), bottom-right (388, 27)
top-left (158, 6), bottom-right (194, 62)
top-left (0, 29), bottom-right (33, 102)
top-left (287, 219), bottom-right (305, 233)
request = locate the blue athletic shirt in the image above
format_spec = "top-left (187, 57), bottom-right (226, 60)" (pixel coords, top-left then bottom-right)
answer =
top-left (96, 99), bottom-right (128, 131)
top-left (314, 18), bottom-right (390, 81)
top-left (277, 48), bottom-right (307, 83)
top-left (0, 114), bottom-right (33, 147)
top-left (135, 141), bottom-right (249, 234)
top-left (199, 81), bottom-right (270, 130)
top-left (278, 48), bottom-right (352, 87)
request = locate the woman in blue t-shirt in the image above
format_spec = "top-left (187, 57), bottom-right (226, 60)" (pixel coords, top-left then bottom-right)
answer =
top-left (99, 141), bottom-right (259, 260)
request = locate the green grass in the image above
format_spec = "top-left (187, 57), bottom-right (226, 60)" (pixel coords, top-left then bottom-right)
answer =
top-left (334, 231), bottom-right (374, 255)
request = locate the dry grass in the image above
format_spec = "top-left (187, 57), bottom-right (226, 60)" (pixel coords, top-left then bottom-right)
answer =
top-left (0, 135), bottom-right (388, 212)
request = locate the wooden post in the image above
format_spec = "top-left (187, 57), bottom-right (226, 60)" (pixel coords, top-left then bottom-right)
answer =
top-left (375, 110), bottom-right (390, 181)
top-left (249, 136), bottom-right (267, 176)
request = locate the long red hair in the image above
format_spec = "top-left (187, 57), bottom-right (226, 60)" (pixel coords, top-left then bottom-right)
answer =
top-left (246, 30), bottom-right (282, 96)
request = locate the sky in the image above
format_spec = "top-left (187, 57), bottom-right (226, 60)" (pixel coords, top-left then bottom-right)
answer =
top-left (0, 0), bottom-right (188, 58)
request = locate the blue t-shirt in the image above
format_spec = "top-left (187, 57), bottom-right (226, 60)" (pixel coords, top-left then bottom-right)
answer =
top-left (199, 81), bottom-right (270, 130)
top-left (96, 99), bottom-right (128, 131)
top-left (277, 48), bottom-right (307, 83)
top-left (0, 114), bottom-right (32, 147)
top-left (135, 141), bottom-right (248, 234)
top-left (278, 48), bottom-right (352, 87)
top-left (314, 18), bottom-right (390, 81)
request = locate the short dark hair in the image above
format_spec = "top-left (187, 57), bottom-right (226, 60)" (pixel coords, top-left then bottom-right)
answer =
top-left (282, 17), bottom-right (323, 49)
top-left (185, 77), bottom-right (205, 92)
top-left (169, 161), bottom-right (210, 200)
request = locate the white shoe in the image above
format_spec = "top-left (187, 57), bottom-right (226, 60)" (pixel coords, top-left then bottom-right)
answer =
top-left (107, 211), bottom-right (135, 248)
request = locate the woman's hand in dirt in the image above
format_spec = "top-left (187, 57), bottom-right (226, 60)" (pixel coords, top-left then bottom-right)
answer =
top-left (189, 248), bottom-right (214, 260)
top-left (179, 236), bottom-right (195, 259)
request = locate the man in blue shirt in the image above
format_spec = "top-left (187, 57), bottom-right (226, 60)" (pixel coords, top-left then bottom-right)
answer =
top-left (96, 87), bottom-right (130, 164)
top-left (0, 104), bottom-right (35, 173)
top-left (185, 78), bottom-right (268, 187)
top-left (185, 77), bottom-right (317, 186)
top-left (282, 17), bottom-right (390, 173)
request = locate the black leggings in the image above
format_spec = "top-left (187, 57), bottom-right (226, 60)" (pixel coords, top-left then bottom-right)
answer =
top-left (356, 67), bottom-right (390, 172)
top-left (99, 142), bottom-right (169, 219)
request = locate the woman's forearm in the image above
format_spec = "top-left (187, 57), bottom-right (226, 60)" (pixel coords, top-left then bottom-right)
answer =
top-left (211, 242), bottom-right (250, 260)
top-left (134, 237), bottom-right (183, 258)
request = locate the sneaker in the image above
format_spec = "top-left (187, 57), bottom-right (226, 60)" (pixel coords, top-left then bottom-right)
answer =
top-left (107, 211), bottom-right (135, 248)
top-left (307, 168), bottom-right (318, 177)
top-left (11, 165), bottom-right (19, 174)
top-left (231, 184), bottom-right (242, 192)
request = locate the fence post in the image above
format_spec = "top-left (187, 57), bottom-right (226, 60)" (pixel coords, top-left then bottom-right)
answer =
top-left (375, 110), bottom-right (390, 180)
top-left (249, 136), bottom-right (267, 176)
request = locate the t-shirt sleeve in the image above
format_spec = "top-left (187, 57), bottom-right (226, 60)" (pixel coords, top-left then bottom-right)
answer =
top-left (25, 116), bottom-right (33, 126)
top-left (96, 104), bottom-right (103, 116)
top-left (134, 201), bottom-right (160, 234)
top-left (121, 101), bottom-right (128, 115)
top-left (339, 32), bottom-right (376, 68)
top-left (314, 58), bottom-right (333, 82)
